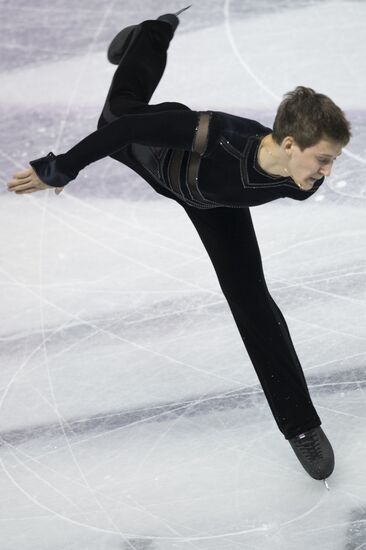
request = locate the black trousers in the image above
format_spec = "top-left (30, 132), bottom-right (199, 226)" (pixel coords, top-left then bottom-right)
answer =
top-left (97, 19), bottom-right (321, 439)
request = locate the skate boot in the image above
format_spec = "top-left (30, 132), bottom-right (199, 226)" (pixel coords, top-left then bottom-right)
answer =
top-left (107, 5), bottom-right (192, 65)
top-left (157, 5), bottom-right (192, 32)
top-left (288, 426), bottom-right (335, 480)
top-left (107, 24), bottom-right (140, 65)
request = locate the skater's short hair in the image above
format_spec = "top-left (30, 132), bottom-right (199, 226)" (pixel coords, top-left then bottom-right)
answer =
top-left (272, 86), bottom-right (352, 150)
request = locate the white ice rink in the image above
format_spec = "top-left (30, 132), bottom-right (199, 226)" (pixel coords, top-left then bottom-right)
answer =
top-left (1, 1), bottom-right (366, 549)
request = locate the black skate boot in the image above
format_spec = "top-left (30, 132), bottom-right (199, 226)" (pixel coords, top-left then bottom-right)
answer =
top-left (289, 427), bottom-right (335, 480)
top-left (157, 5), bottom-right (192, 32)
top-left (107, 24), bottom-right (140, 65)
top-left (107, 5), bottom-right (192, 65)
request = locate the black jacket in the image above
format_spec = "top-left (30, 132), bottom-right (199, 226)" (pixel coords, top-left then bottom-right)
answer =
top-left (30, 109), bottom-right (324, 209)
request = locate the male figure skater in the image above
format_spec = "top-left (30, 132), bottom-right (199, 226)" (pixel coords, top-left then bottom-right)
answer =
top-left (7, 6), bottom-right (351, 482)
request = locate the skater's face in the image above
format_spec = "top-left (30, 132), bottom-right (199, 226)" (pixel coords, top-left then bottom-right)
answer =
top-left (285, 136), bottom-right (343, 188)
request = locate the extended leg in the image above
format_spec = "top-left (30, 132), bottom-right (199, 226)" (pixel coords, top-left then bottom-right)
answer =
top-left (182, 204), bottom-right (321, 440)
top-left (95, 16), bottom-right (192, 202)
top-left (99, 18), bottom-right (189, 125)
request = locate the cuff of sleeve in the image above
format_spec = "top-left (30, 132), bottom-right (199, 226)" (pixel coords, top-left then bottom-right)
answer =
top-left (29, 152), bottom-right (78, 188)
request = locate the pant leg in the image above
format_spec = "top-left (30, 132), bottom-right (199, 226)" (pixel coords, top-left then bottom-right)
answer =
top-left (182, 204), bottom-right (321, 440)
top-left (99, 19), bottom-right (190, 125)
top-left (96, 18), bottom-right (191, 202)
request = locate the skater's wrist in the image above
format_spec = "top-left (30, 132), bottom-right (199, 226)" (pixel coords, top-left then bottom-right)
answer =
top-left (29, 152), bottom-right (79, 188)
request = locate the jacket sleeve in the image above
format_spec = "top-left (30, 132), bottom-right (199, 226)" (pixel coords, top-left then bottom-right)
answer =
top-left (29, 110), bottom-right (202, 188)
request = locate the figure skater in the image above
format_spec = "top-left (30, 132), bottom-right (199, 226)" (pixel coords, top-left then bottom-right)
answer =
top-left (7, 6), bottom-right (352, 482)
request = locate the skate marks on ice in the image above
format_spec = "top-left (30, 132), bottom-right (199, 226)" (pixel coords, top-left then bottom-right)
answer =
top-left (0, 385), bottom-right (266, 448)
top-left (0, 0), bottom-right (333, 72)
top-left (121, 539), bottom-right (155, 550)
top-left (1, 360), bottom-right (365, 448)
top-left (344, 507), bottom-right (366, 550)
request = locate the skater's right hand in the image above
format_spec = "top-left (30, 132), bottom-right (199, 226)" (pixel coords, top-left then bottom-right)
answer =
top-left (7, 166), bottom-right (64, 195)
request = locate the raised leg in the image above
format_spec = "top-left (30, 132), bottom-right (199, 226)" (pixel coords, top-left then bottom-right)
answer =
top-left (99, 19), bottom-right (189, 126)
top-left (182, 204), bottom-right (321, 440)
top-left (95, 17), bottom-right (192, 202)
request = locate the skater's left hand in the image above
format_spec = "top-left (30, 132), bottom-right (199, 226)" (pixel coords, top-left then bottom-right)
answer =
top-left (7, 167), bottom-right (64, 195)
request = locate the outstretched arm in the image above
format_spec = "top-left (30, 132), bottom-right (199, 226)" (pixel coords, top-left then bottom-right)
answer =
top-left (7, 110), bottom-right (201, 195)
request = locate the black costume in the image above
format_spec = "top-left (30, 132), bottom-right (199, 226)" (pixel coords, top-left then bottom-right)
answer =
top-left (30, 19), bottom-right (323, 440)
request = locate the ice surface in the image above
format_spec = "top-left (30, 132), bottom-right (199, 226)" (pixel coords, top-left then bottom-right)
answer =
top-left (0, 1), bottom-right (366, 549)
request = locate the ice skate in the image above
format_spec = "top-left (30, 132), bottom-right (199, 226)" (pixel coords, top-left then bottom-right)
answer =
top-left (157, 5), bottom-right (192, 32)
top-left (107, 24), bottom-right (140, 65)
top-left (288, 426), bottom-right (335, 481)
top-left (107, 5), bottom-right (192, 65)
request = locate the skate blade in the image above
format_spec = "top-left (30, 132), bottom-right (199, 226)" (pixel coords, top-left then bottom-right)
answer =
top-left (323, 479), bottom-right (330, 490)
top-left (175, 5), bottom-right (192, 16)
